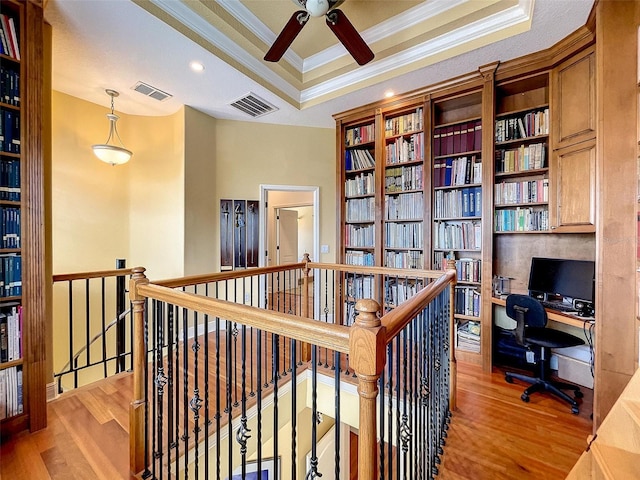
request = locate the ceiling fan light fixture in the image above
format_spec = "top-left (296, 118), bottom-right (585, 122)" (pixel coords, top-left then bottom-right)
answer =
top-left (304, 0), bottom-right (330, 17)
top-left (92, 89), bottom-right (133, 166)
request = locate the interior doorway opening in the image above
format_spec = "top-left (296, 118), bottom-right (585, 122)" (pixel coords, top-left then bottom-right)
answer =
top-left (259, 185), bottom-right (320, 268)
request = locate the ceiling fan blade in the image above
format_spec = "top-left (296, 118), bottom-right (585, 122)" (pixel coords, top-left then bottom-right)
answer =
top-left (264, 10), bottom-right (309, 62)
top-left (326, 9), bottom-right (374, 66)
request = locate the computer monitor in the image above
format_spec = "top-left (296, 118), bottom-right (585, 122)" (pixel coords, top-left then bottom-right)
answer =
top-left (528, 257), bottom-right (595, 303)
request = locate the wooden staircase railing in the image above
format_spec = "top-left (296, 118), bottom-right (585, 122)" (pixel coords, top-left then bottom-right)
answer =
top-left (128, 257), bottom-right (457, 479)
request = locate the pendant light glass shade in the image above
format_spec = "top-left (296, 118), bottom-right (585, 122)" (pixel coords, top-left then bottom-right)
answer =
top-left (92, 89), bottom-right (133, 166)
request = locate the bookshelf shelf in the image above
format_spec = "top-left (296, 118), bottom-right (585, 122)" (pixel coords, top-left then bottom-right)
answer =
top-left (0, 358), bottom-right (22, 371)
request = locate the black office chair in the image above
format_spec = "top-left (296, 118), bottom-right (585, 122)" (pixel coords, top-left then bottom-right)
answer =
top-left (503, 294), bottom-right (584, 414)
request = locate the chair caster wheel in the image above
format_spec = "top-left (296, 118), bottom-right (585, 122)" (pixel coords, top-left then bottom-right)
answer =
top-left (571, 406), bottom-right (579, 415)
top-left (505, 375), bottom-right (513, 384)
top-left (574, 391), bottom-right (583, 399)
top-left (521, 393), bottom-right (530, 403)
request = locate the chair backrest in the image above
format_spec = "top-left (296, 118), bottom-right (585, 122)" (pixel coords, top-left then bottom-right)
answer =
top-left (506, 294), bottom-right (547, 345)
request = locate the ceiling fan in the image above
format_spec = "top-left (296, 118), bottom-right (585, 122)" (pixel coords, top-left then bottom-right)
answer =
top-left (264, 0), bottom-right (375, 66)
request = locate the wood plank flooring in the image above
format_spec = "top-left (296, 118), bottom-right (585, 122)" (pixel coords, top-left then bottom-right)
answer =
top-left (0, 362), bottom-right (593, 479)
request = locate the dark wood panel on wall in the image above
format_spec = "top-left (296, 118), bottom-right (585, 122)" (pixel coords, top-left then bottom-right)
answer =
top-left (220, 199), bottom-right (233, 271)
top-left (233, 200), bottom-right (247, 269)
top-left (246, 200), bottom-right (259, 268)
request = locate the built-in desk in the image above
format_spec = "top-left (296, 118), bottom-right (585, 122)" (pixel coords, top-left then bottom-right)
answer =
top-left (491, 296), bottom-right (594, 329)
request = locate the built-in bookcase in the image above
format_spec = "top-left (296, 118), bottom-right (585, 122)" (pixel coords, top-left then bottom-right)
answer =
top-left (432, 92), bottom-right (484, 359)
top-left (494, 74), bottom-right (550, 233)
top-left (0, 0), bottom-right (47, 438)
top-left (0, 0), bottom-right (24, 428)
top-left (383, 106), bottom-right (425, 269)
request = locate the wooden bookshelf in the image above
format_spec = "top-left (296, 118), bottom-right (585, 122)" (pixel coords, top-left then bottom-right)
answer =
top-left (0, 0), bottom-right (47, 438)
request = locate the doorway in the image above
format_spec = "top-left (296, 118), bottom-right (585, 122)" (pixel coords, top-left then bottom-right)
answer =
top-left (259, 185), bottom-right (320, 268)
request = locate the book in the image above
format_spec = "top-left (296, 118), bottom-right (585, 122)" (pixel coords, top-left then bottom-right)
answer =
top-left (0, 312), bottom-right (7, 362)
top-left (7, 17), bottom-right (19, 61)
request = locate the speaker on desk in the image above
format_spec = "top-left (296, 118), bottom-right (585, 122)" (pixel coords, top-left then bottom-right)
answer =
top-left (572, 299), bottom-right (594, 317)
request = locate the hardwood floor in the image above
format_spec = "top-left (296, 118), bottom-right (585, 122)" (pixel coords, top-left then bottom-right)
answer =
top-left (0, 362), bottom-right (592, 479)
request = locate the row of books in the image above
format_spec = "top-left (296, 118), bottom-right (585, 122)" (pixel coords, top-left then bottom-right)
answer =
top-left (384, 222), bottom-right (423, 249)
top-left (0, 158), bottom-right (20, 201)
top-left (456, 258), bottom-right (481, 283)
top-left (385, 133), bottom-right (424, 164)
top-left (385, 279), bottom-right (424, 305)
top-left (384, 107), bottom-right (423, 137)
top-left (0, 365), bottom-right (22, 420)
top-left (433, 251), bottom-right (455, 270)
top-left (433, 120), bottom-right (482, 157)
top-left (345, 123), bottom-right (374, 146)
top-left (385, 192), bottom-right (424, 220)
top-left (345, 171), bottom-right (374, 197)
top-left (494, 207), bottom-right (549, 232)
top-left (1, 64), bottom-right (20, 107)
top-left (495, 108), bottom-right (549, 142)
top-left (1, 109), bottom-right (20, 154)
top-left (455, 287), bottom-right (481, 317)
top-left (0, 206), bottom-right (20, 248)
top-left (345, 197), bottom-right (375, 223)
top-left (0, 14), bottom-right (20, 61)
top-left (456, 320), bottom-right (481, 353)
top-left (385, 164), bottom-right (423, 193)
top-left (495, 143), bottom-right (546, 173)
top-left (345, 250), bottom-right (374, 266)
top-left (0, 305), bottom-right (21, 363)
top-left (344, 276), bottom-right (374, 300)
top-left (384, 250), bottom-right (423, 270)
top-left (433, 155), bottom-right (482, 188)
top-left (434, 187), bottom-right (482, 219)
top-left (0, 253), bottom-right (21, 297)
top-left (434, 221), bottom-right (482, 250)
top-left (344, 223), bottom-right (374, 248)
top-left (495, 179), bottom-right (549, 205)
top-left (345, 147), bottom-right (375, 171)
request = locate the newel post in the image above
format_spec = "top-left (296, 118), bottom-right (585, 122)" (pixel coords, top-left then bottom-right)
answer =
top-left (349, 298), bottom-right (386, 480)
top-left (446, 258), bottom-right (457, 411)
top-left (129, 267), bottom-right (149, 477)
top-left (301, 253), bottom-right (312, 362)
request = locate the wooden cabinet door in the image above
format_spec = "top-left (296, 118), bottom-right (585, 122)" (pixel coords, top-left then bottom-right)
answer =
top-left (549, 140), bottom-right (596, 232)
top-left (552, 48), bottom-right (596, 149)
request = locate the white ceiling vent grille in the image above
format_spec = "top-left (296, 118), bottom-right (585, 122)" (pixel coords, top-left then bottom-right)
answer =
top-left (132, 81), bottom-right (172, 101)
top-left (230, 93), bottom-right (278, 118)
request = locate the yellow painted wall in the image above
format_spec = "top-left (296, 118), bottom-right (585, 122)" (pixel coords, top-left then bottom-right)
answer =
top-left (214, 120), bottom-right (336, 268)
top-left (51, 91), bottom-right (131, 273)
top-left (128, 108), bottom-right (185, 280)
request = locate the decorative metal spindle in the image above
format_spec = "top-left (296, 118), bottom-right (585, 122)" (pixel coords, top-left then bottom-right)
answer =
top-left (334, 348), bottom-right (341, 480)
top-left (306, 346), bottom-right (321, 480)
top-left (257, 328), bottom-right (263, 478)
top-left (140, 303), bottom-right (151, 479)
top-left (155, 302), bottom-right (166, 480)
top-left (191, 311), bottom-right (202, 479)
top-left (215, 315), bottom-right (221, 480)
top-left (101, 279), bottom-right (107, 378)
top-left (237, 323), bottom-right (251, 476)
top-left (290, 338), bottom-right (297, 478)
top-left (250, 278), bottom-right (255, 397)
top-left (167, 306), bottom-right (175, 454)
top-left (387, 342), bottom-right (394, 480)
top-left (225, 320), bottom-right (232, 414)
top-left (180, 306), bottom-right (190, 476)
top-left (379, 358), bottom-right (386, 480)
top-left (273, 333), bottom-right (280, 480)
top-left (150, 301), bottom-right (158, 475)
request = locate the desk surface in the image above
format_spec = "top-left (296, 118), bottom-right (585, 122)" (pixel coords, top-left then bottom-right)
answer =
top-left (491, 297), bottom-right (595, 329)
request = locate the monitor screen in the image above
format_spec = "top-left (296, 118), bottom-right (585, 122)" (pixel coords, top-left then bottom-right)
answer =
top-left (528, 257), bottom-right (595, 302)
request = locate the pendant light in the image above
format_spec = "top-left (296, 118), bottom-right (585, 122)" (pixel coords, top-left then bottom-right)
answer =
top-left (92, 89), bottom-right (133, 166)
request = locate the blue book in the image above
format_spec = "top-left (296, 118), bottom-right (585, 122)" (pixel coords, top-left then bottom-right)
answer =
top-left (474, 187), bottom-right (482, 217)
top-left (444, 157), bottom-right (453, 186)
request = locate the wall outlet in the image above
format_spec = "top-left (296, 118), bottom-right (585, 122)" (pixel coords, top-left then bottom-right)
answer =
top-left (321, 244), bottom-right (330, 254)
top-left (244, 293), bottom-right (250, 302)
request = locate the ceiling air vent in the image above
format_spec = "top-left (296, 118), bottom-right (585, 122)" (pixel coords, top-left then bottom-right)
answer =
top-left (230, 93), bottom-right (278, 118)
top-left (132, 81), bottom-right (172, 101)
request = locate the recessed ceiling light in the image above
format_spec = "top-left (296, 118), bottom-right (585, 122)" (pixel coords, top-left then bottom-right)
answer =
top-left (190, 61), bottom-right (205, 72)
top-left (384, 90), bottom-right (394, 98)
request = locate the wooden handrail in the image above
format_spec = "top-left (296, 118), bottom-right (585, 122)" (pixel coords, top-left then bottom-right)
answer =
top-left (52, 267), bottom-right (135, 282)
top-left (308, 261), bottom-right (447, 279)
top-left (136, 283), bottom-right (351, 353)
